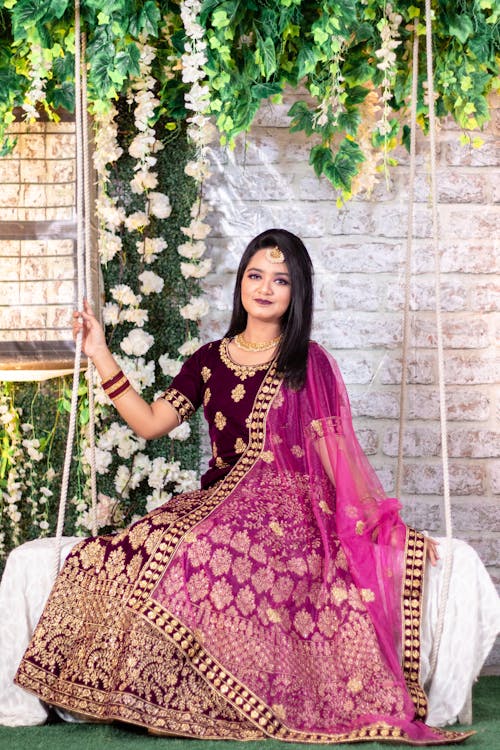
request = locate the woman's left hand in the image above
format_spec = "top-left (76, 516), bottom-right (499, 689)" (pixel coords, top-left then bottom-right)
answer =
top-left (426, 537), bottom-right (440, 566)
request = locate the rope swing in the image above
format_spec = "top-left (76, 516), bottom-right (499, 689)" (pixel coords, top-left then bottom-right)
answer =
top-left (52, 0), bottom-right (97, 581)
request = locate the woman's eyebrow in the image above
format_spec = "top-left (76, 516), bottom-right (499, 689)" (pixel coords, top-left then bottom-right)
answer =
top-left (246, 266), bottom-right (290, 276)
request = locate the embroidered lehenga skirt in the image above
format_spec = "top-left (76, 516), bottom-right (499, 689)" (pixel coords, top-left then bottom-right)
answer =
top-left (15, 344), bottom-right (471, 744)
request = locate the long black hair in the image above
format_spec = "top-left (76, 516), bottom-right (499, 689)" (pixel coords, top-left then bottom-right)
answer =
top-left (225, 228), bottom-right (314, 390)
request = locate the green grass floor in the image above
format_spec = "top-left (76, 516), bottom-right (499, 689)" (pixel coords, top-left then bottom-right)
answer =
top-left (1, 677), bottom-right (498, 750)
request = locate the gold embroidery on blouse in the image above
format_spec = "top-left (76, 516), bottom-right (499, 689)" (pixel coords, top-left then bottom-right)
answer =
top-left (215, 457), bottom-right (229, 469)
top-left (160, 387), bottom-right (195, 421)
top-left (261, 450), bottom-right (274, 463)
top-left (219, 338), bottom-right (273, 381)
top-left (231, 383), bottom-right (245, 402)
top-left (234, 437), bottom-right (246, 454)
top-left (214, 411), bottom-right (227, 430)
top-left (201, 367), bottom-right (211, 383)
top-left (203, 387), bottom-right (211, 406)
top-left (291, 444), bottom-right (304, 457)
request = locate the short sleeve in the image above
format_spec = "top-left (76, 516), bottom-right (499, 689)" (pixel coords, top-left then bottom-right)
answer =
top-left (158, 346), bottom-right (205, 422)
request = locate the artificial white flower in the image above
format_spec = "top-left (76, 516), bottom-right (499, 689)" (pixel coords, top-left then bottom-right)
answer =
top-left (124, 211), bottom-right (150, 232)
top-left (128, 132), bottom-right (157, 160)
top-left (98, 231), bottom-right (122, 264)
top-left (40, 487), bottom-right (53, 498)
top-left (148, 191), bottom-right (172, 219)
top-left (184, 158), bottom-right (212, 181)
top-left (175, 469), bottom-right (198, 493)
top-left (129, 452), bottom-right (152, 489)
top-left (110, 284), bottom-right (142, 307)
top-left (102, 302), bottom-right (120, 327)
top-left (178, 338), bottom-right (201, 357)
top-left (181, 218), bottom-right (211, 240)
top-left (180, 258), bottom-right (213, 279)
top-left (177, 241), bottom-right (206, 260)
top-left (139, 270), bottom-right (165, 295)
top-left (158, 354), bottom-right (182, 378)
top-left (80, 493), bottom-right (118, 530)
top-left (184, 82), bottom-right (210, 113)
top-left (116, 355), bottom-right (156, 392)
top-left (146, 489), bottom-right (172, 513)
top-left (148, 457), bottom-right (169, 490)
top-left (22, 439), bottom-right (43, 461)
top-left (86, 446), bottom-right (113, 474)
top-left (115, 464), bottom-right (131, 496)
top-left (38, 520), bottom-right (50, 531)
top-left (168, 422), bottom-right (191, 441)
top-left (180, 295), bottom-right (209, 320)
top-left (130, 169), bottom-right (158, 194)
top-left (119, 307), bottom-right (149, 327)
top-left (120, 328), bottom-right (155, 357)
top-left (137, 236), bottom-right (168, 264)
top-left (95, 194), bottom-right (126, 231)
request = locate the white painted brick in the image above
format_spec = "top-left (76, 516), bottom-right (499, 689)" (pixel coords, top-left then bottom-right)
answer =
top-left (309, 240), bottom-right (403, 273)
top-left (223, 164), bottom-right (296, 201)
top-left (385, 279), bottom-right (468, 312)
top-left (444, 354), bottom-right (500, 384)
top-left (411, 171), bottom-right (489, 204)
top-left (490, 461), bottom-right (500, 494)
top-left (406, 389), bottom-right (491, 421)
top-left (383, 426), bottom-right (442, 457)
top-left (351, 390), bottom-right (400, 419)
top-left (373, 206), bottom-right (432, 239)
top-left (355, 427), bottom-right (379, 455)
top-left (443, 208), bottom-right (499, 239)
top-left (233, 128), bottom-right (312, 166)
top-left (460, 534), bottom-right (499, 567)
top-left (373, 464), bottom-right (395, 493)
top-left (402, 462), bottom-right (486, 495)
top-left (445, 138), bottom-right (499, 168)
top-left (328, 352), bottom-right (376, 385)
top-left (447, 430), bottom-right (500, 458)
top-left (449, 500), bottom-right (500, 532)
top-left (469, 282), bottom-right (500, 312)
top-left (412, 316), bottom-right (490, 349)
top-left (379, 354), bottom-right (435, 385)
top-left (315, 312), bottom-right (402, 349)
top-left (441, 242), bottom-right (499, 274)
top-left (316, 276), bottom-right (380, 311)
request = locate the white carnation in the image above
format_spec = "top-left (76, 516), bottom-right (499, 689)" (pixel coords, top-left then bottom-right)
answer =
top-left (158, 354), bottom-right (182, 378)
top-left (98, 231), bottom-right (122, 264)
top-left (180, 258), bottom-right (212, 279)
top-left (148, 191), bottom-right (172, 219)
top-left (128, 132), bottom-right (156, 160)
top-left (139, 270), bottom-right (164, 295)
top-left (115, 464), bottom-right (131, 496)
top-left (130, 169), bottom-right (158, 194)
top-left (174, 469), bottom-right (199, 493)
top-left (119, 307), bottom-right (149, 327)
top-left (181, 219), bottom-right (211, 240)
top-left (137, 236), bottom-right (167, 264)
top-left (125, 211), bottom-right (149, 232)
top-left (177, 241), bottom-right (206, 260)
top-left (178, 338), bottom-right (201, 357)
top-left (120, 328), bottom-right (154, 356)
top-left (148, 457), bottom-right (169, 490)
top-left (146, 489), bottom-right (172, 513)
top-left (110, 284), bottom-right (142, 307)
top-left (116, 356), bottom-right (156, 392)
top-left (180, 295), bottom-right (209, 321)
top-left (168, 422), bottom-right (191, 441)
top-left (102, 302), bottom-right (120, 327)
top-left (86, 446), bottom-right (113, 474)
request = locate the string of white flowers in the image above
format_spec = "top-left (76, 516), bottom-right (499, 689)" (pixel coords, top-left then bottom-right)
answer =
top-left (375, 3), bottom-right (402, 138)
top-left (313, 38), bottom-right (346, 130)
top-left (21, 44), bottom-right (51, 121)
top-left (178, 0), bottom-right (216, 360)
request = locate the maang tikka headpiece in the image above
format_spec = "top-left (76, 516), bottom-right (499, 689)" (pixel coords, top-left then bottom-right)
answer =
top-left (265, 245), bottom-right (285, 264)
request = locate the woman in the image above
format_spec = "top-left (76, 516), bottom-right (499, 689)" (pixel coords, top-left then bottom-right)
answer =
top-left (15, 229), bottom-right (472, 743)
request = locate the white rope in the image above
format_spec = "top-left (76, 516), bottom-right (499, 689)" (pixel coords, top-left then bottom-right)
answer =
top-left (81, 31), bottom-right (98, 537)
top-left (52, 0), bottom-right (87, 578)
top-left (395, 28), bottom-right (419, 498)
top-left (424, 0), bottom-right (454, 681)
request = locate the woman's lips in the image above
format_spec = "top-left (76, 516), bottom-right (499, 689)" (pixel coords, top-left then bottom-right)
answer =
top-left (254, 298), bottom-right (272, 305)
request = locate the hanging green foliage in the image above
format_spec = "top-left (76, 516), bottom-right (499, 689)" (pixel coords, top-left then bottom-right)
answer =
top-left (0, 0), bottom-right (498, 191)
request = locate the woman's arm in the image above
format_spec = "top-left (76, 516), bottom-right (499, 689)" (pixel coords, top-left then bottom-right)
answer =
top-left (73, 300), bottom-right (179, 440)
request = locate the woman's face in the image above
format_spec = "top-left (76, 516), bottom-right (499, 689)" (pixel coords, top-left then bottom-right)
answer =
top-left (240, 248), bottom-right (291, 326)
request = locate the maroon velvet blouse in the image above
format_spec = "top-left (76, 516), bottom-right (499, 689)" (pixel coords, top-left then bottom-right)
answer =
top-left (160, 338), bottom-right (273, 489)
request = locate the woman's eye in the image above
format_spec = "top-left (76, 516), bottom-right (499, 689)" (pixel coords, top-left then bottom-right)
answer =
top-left (248, 273), bottom-right (260, 280)
top-left (275, 278), bottom-right (289, 285)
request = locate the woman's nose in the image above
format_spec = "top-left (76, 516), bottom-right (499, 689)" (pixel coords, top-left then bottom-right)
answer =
top-left (258, 276), bottom-right (273, 294)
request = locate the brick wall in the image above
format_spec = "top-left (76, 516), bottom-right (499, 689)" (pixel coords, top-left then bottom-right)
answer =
top-left (201, 90), bottom-right (499, 665)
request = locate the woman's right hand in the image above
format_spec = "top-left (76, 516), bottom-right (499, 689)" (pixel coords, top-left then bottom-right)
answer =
top-left (72, 299), bottom-right (109, 360)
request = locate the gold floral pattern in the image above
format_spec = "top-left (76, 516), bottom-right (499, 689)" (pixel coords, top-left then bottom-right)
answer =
top-left (204, 387), bottom-right (211, 406)
top-left (291, 444), bottom-right (305, 457)
top-left (231, 383), bottom-right (246, 402)
top-left (160, 387), bottom-right (195, 422)
top-left (234, 438), bottom-right (246, 454)
top-left (260, 451), bottom-right (274, 463)
top-left (201, 367), bottom-right (211, 383)
top-left (214, 411), bottom-right (227, 430)
top-left (219, 339), bottom-right (274, 381)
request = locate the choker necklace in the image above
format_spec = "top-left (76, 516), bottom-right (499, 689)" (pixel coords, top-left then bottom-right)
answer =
top-left (234, 333), bottom-right (281, 352)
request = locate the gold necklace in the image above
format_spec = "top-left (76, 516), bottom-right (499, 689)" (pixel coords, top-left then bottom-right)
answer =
top-left (234, 332), bottom-right (281, 352)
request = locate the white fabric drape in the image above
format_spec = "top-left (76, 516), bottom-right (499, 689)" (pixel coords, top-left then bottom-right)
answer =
top-left (1, 536), bottom-right (499, 727)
